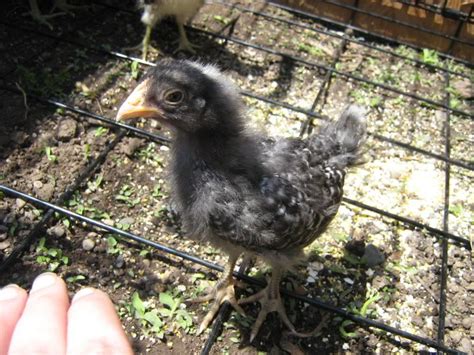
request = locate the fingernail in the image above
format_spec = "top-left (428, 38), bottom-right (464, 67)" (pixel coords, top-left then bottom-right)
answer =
top-left (72, 287), bottom-right (95, 302)
top-left (0, 284), bottom-right (21, 301)
top-left (31, 272), bottom-right (57, 292)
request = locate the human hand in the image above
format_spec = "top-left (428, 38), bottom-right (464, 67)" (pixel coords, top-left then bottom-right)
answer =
top-left (0, 272), bottom-right (133, 354)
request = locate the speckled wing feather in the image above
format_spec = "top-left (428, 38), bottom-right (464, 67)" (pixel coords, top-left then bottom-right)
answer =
top-left (205, 107), bottom-right (365, 253)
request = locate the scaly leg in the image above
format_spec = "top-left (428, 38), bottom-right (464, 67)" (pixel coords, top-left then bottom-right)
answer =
top-left (123, 25), bottom-right (158, 60)
top-left (239, 266), bottom-right (306, 342)
top-left (174, 20), bottom-right (199, 54)
top-left (193, 252), bottom-right (245, 335)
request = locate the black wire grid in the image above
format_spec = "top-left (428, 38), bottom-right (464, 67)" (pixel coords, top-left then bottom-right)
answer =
top-left (0, 1), bottom-right (472, 354)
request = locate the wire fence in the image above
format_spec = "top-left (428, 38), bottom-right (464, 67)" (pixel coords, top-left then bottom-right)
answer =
top-left (0, 1), bottom-right (472, 354)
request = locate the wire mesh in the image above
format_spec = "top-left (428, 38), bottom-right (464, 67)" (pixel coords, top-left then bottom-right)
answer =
top-left (0, 0), bottom-right (472, 354)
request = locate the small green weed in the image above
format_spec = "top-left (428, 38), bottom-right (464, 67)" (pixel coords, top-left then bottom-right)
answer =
top-left (87, 174), bottom-right (104, 192)
top-left (45, 146), bottom-right (58, 163)
top-left (420, 49), bottom-right (440, 67)
top-left (95, 126), bottom-right (109, 137)
top-left (129, 291), bottom-right (165, 338)
top-left (115, 185), bottom-right (140, 207)
top-left (130, 61), bottom-right (140, 80)
top-left (213, 15), bottom-right (230, 25)
top-left (36, 237), bottom-right (69, 272)
top-left (106, 235), bottom-right (123, 255)
top-left (298, 42), bottom-right (324, 57)
top-left (83, 143), bottom-right (91, 160)
top-left (66, 275), bottom-right (86, 283)
top-left (157, 291), bottom-right (193, 333)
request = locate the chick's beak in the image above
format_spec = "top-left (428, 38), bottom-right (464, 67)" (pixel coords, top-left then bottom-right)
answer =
top-left (116, 78), bottom-right (163, 121)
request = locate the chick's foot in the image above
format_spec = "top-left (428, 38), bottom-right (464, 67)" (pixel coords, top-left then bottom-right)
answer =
top-left (193, 279), bottom-right (246, 335)
top-left (239, 270), bottom-right (308, 342)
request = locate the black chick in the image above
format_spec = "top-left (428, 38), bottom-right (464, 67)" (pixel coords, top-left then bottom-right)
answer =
top-left (133, 0), bottom-right (204, 59)
top-left (116, 59), bottom-right (367, 340)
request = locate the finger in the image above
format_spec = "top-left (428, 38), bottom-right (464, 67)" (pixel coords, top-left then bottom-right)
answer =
top-left (0, 284), bottom-right (28, 354)
top-left (66, 288), bottom-right (133, 355)
top-left (8, 272), bottom-right (69, 355)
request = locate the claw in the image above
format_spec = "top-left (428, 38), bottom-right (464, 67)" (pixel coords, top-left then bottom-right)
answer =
top-left (190, 252), bottom-right (244, 335)
top-left (239, 267), bottom-right (309, 342)
top-left (195, 281), bottom-right (246, 335)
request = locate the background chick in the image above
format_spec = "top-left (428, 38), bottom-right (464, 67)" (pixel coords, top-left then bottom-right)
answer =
top-left (116, 59), bottom-right (367, 341)
top-left (134, 0), bottom-right (204, 59)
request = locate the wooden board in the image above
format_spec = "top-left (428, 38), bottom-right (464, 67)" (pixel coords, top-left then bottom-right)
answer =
top-left (271, 0), bottom-right (474, 63)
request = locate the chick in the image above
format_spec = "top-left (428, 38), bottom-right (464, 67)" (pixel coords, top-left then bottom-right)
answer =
top-left (133, 0), bottom-right (204, 59)
top-left (116, 59), bottom-right (367, 341)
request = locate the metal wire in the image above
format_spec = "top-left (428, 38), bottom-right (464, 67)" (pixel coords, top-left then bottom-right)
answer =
top-left (436, 67), bottom-right (452, 354)
top-left (1, 85), bottom-right (469, 249)
top-left (1, 0), bottom-right (472, 353)
top-left (319, 0), bottom-right (474, 46)
top-left (397, 0), bottom-right (473, 20)
top-left (270, 2), bottom-right (473, 68)
top-left (0, 130), bottom-right (127, 272)
top-left (2, 23), bottom-right (473, 173)
top-left (222, 2), bottom-right (471, 80)
top-left (0, 185), bottom-right (466, 355)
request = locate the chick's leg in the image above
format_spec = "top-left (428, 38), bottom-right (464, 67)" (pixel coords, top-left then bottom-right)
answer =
top-left (194, 252), bottom-right (245, 334)
top-left (124, 25), bottom-right (158, 60)
top-left (239, 266), bottom-right (303, 342)
top-left (174, 18), bottom-right (198, 54)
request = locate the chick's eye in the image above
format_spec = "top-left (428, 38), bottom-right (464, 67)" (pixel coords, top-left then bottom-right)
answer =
top-left (164, 90), bottom-right (184, 104)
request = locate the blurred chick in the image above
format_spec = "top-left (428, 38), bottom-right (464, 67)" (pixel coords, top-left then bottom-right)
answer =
top-left (136, 0), bottom-right (204, 59)
top-left (116, 59), bottom-right (367, 341)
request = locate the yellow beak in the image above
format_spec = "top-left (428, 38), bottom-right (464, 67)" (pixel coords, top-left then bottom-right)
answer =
top-left (116, 78), bottom-right (163, 121)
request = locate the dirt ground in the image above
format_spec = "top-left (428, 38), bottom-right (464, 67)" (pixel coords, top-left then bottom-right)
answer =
top-left (0, 0), bottom-right (473, 354)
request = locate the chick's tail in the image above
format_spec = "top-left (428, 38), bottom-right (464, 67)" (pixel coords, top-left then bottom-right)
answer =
top-left (317, 105), bottom-right (367, 169)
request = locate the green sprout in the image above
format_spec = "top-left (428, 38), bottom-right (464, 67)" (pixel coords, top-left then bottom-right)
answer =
top-left (36, 237), bottom-right (69, 272)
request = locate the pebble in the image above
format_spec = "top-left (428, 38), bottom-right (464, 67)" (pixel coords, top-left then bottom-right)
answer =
top-left (462, 316), bottom-right (472, 329)
top-left (142, 259), bottom-right (151, 268)
top-left (362, 244), bottom-right (385, 267)
top-left (87, 232), bottom-right (98, 238)
top-left (34, 182), bottom-right (55, 201)
top-left (119, 217), bottom-right (134, 225)
top-left (102, 219), bottom-right (114, 226)
top-left (48, 225), bottom-right (65, 238)
top-left (460, 338), bottom-right (472, 353)
top-left (0, 233), bottom-right (7, 241)
top-left (15, 198), bottom-right (27, 209)
top-left (115, 254), bottom-right (125, 268)
top-left (448, 330), bottom-right (462, 344)
top-left (119, 138), bottom-right (144, 157)
top-left (33, 180), bottom-right (43, 189)
top-left (0, 240), bottom-right (11, 250)
top-left (82, 238), bottom-right (95, 251)
top-left (56, 118), bottom-right (77, 141)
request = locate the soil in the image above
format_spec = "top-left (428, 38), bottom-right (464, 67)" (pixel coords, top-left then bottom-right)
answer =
top-left (0, 0), bottom-right (472, 354)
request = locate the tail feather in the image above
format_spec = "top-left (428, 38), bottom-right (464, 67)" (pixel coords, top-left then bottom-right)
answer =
top-left (319, 105), bottom-right (367, 169)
